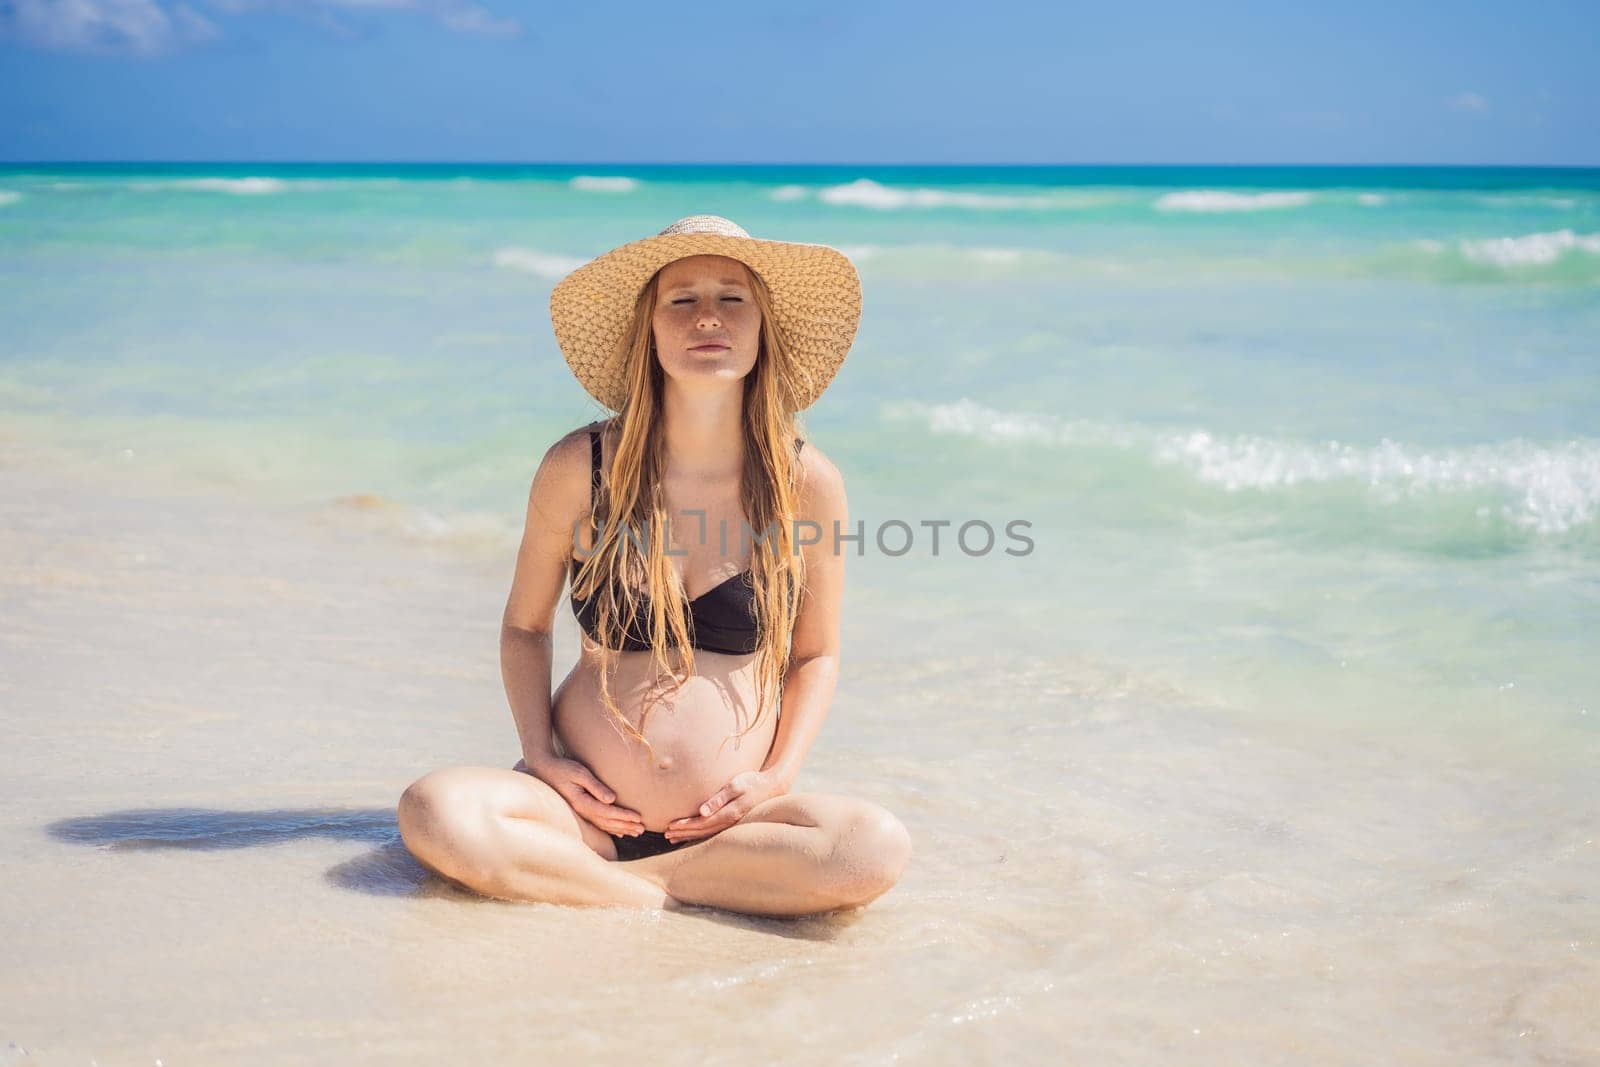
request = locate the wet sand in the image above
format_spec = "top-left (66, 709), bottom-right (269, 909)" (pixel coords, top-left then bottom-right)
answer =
top-left (2, 435), bottom-right (1596, 1065)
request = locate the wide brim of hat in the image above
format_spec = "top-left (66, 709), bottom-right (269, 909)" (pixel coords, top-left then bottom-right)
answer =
top-left (549, 231), bottom-right (862, 413)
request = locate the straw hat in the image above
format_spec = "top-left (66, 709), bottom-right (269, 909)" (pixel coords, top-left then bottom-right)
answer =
top-left (549, 215), bottom-right (862, 412)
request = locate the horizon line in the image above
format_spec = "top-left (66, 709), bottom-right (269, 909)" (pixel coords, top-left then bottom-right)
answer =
top-left (4, 159), bottom-right (1600, 170)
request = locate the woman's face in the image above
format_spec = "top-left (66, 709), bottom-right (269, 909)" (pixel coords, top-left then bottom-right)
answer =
top-left (651, 254), bottom-right (761, 398)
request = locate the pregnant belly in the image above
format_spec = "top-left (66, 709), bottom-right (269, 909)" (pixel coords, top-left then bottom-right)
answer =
top-left (551, 650), bottom-right (779, 831)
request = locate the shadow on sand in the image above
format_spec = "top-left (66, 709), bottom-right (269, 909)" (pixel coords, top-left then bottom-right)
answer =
top-left (44, 807), bottom-right (864, 937)
top-left (47, 805), bottom-right (429, 896)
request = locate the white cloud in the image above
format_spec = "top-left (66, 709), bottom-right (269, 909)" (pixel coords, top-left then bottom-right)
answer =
top-left (1, 0), bottom-right (219, 56)
top-left (434, 2), bottom-right (517, 36)
top-left (0, 0), bottom-right (519, 54)
top-left (212, 0), bottom-right (521, 38)
top-left (1449, 91), bottom-right (1490, 114)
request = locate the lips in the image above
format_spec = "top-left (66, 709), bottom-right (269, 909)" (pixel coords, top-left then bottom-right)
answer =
top-left (689, 342), bottom-right (731, 351)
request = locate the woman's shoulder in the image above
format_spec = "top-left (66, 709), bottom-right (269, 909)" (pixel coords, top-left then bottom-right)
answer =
top-left (544, 420), bottom-right (601, 464)
top-left (548, 418), bottom-right (616, 460)
top-left (793, 436), bottom-right (845, 517)
top-left (793, 430), bottom-right (838, 473)
top-left (527, 421), bottom-right (607, 517)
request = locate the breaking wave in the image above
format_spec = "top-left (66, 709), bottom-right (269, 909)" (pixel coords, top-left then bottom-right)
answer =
top-left (884, 398), bottom-right (1600, 537)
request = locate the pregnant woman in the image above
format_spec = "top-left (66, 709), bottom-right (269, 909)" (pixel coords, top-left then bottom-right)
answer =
top-left (397, 215), bottom-right (912, 917)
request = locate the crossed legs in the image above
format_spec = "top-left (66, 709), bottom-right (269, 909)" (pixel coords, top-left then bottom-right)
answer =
top-left (396, 765), bottom-right (912, 917)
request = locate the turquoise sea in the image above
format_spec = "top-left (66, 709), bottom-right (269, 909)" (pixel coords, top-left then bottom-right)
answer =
top-left (2, 163), bottom-right (1597, 763)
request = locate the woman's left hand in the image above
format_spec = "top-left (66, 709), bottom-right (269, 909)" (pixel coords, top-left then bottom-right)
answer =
top-left (664, 770), bottom-right (788, 843)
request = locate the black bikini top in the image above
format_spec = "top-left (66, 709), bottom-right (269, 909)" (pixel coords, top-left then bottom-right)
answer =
top-left (569, 430), bottom-right (803, 655)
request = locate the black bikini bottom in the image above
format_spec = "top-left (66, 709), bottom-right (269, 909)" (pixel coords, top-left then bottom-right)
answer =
top-left (610, 829), bottom-right (694, 862)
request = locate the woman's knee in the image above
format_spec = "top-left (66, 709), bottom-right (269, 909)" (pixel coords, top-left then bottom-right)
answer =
top-left (399, 768), bottom-right (476, 833)
top-left (397, 768), bottom-right (497, 881)
top-left (820, 801), bottom-right (912, 907)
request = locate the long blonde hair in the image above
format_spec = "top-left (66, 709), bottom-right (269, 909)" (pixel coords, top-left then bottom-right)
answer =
top-left (569, 259), bottom-right (808, 760)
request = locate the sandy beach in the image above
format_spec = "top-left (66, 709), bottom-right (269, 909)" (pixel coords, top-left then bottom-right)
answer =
top-left (3, 431), bottom-right (1596, 1065)
top-left (4, 0), bottom-right (1599, 1041)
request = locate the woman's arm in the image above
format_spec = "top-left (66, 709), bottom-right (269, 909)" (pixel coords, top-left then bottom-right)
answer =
top-left (501, 629), bottom-right (557, 767)
top-left (760, 445), bottom-right (849, 790)
top-left (500, 428), bottom-right (592, 767)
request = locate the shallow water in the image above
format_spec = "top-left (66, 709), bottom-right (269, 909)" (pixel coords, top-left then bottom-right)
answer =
top-left (2, 442), bottom-right (1595, 1064)
top-left (3, 163), bottom-right (1596, 761)
top-left (2, 164), bottom-right (1597, 1062)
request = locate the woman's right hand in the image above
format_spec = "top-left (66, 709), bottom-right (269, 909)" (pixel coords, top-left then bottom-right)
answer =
top-left (514, 755), bottom-right (645, 838)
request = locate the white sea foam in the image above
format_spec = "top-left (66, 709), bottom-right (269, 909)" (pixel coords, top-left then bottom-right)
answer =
top-left (1155, 432), bottom-right (1600, 533)
top-left (829, 242), bottom-right (1030, 266)
top-left (126, 177), bottom-right (398, 194)
top-left (770, 184), bottom-right (808, 201)
top-left (885, 398), bottom-right (1600, 535)
top-left (143, 177), bottom-right (290, 195)
top-left (1358, 193), bottom-right (1387, 206)
top-left (0, 190), bottom-right (20, 206)
top-left (1456, 229), bottom-right (1600, 268)
top-left (1154, 190), bottom-right (1313, 212)
top-left (785, 241), bottom-right (1048, 271)
top-left (881, 398), bottom-right (1142, 449)
top-left (491, 247), bottom-right (587, 278)
top-left (569, 175), bottom-right (638, 193)
top-left (971, 247), bottom-right (1024, 264)
top-left (1475, 194), bottom-right (1579, 209)
top-left (817, 178), bottom-right (1053, 211)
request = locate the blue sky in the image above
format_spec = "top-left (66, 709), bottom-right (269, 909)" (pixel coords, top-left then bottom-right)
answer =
top-left (2, 0), bottom-right (1596, 164)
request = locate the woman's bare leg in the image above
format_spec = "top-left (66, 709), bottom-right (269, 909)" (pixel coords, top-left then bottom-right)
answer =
top-left (397, 766), bottom-right (669, 909)
top-left (625, 794), bottom-right (913, 918)
top-left (398, 771), bottom-right (911, 917)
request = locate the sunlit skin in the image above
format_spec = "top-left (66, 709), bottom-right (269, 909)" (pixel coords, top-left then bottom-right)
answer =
top-left (651, 254), bottom-right (762, 400)
top-left (396, 254), bottom-right (912, 916)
